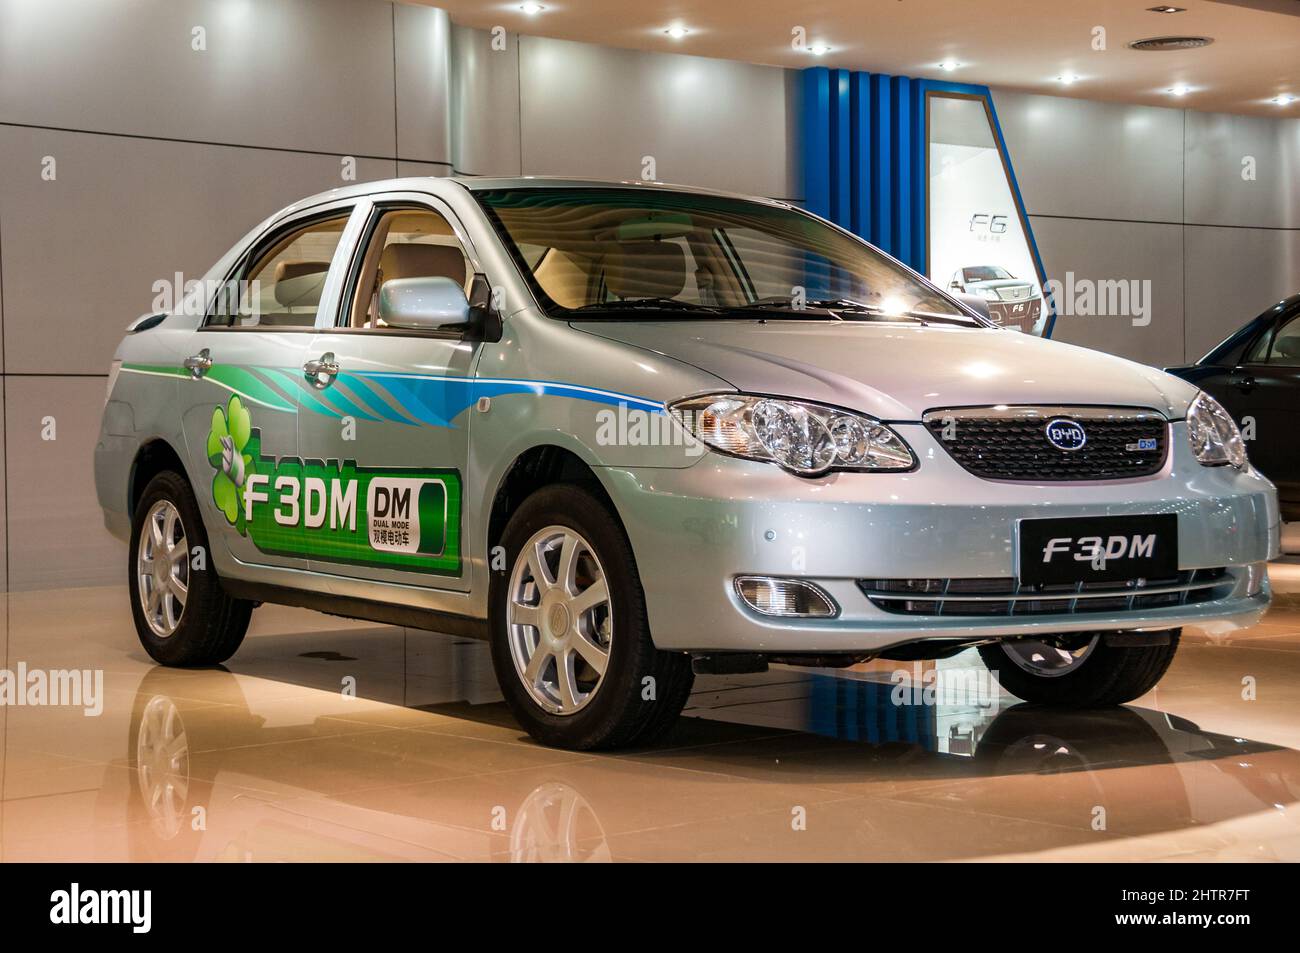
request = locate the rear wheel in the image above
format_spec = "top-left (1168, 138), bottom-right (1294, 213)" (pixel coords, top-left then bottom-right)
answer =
top-left (128, 471), bottom-right (253, 666)
top-left (978, 629), bottom-right (1180, 707)
top-left (489, 483), bottom-right (694, 750)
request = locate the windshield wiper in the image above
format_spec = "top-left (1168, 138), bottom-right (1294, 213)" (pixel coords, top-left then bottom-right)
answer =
top-left (566, 297), bottom-right (723, 314)
top-left (726, 300), bottom-right (842, 319)
top-left (803, 297), bottom-right (881, 312)
top-left (803, 298), bottom-right (980, 327)
top-left (734, 297), bottom-right (948, 323)
top-left (733, 296), bottom-right (907, 316)
top-left (564, 296), bottom-right (977, 326)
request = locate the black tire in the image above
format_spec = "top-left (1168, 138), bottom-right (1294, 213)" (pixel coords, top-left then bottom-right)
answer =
top-left (128, 471), bottom-right (253, 666)
top-left (488, 483), bottom-right (694, 750)
top-left (978, 629), bottom-right (1180, 708)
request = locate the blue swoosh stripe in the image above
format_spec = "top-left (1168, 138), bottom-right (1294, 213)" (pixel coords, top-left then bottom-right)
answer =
top-left (281, 368), bottom-right (667, 428)
top-left (335, 372), bottom-right (425, 427)
top-left (355, 372), bottom-right (666, 415)
top-left (474, 378), bottom-right (666, 414)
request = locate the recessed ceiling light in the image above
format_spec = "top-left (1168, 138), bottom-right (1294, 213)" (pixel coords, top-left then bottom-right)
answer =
top-left (1272, 94), bottom-right (1297, 106)
top-left (938, 60), bottom-right (961, 72)
top-left (1130, 35), bottom-right (1214, 51)
top-left (1146, 5), bottom-right (1186, 12)
top-left (664, 25), bottom-right (690, 39)
top-left (1168, 84), bottom-right (1191, 96)
top-left (1058, 73), bottom-right (1080, 85)
top-left (807, 44), bottom-right (832, 56)
top-left (518, 2), bottom-right (545, 14)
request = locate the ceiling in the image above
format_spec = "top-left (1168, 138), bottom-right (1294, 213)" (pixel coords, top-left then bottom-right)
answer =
top-left (421, 0), bottom-right (1300, 117)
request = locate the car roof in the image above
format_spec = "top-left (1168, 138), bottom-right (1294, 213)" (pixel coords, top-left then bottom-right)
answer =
top-left (1196, 292), bottom-right (1300, 365)
top-left (270, 175), bottom-right (791, 222)
top-left (451, 175), bottom-right (779, 201)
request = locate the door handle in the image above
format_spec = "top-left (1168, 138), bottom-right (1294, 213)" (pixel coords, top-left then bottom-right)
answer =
top-left (303, 352), bottom-right (340, 386)
top-left (1230, 374), bottom-right (1257, 393)
top-left (183, 348), bottom-right (213, 378)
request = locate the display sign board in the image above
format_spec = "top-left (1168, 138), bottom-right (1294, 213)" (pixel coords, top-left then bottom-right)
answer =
top-left (927, 94), bottom-right (1048, 336)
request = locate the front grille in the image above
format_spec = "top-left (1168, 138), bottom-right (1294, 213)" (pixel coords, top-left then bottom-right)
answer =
top-left (859, 568), bottom-right (1232, 617)
top-left (924, 406), bottom-right (1168, 481)
top-left (997, 285), bottom-right (1031, 301)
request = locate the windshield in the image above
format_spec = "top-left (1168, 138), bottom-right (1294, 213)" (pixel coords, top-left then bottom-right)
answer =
top-left (474, 187), bottom-right (972, 322)
top-left (963, 266), bottom-right (1014, 282)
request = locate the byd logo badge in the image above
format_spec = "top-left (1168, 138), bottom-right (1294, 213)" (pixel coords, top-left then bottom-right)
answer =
top-left (1045, 418), bottom-right (1087, 451)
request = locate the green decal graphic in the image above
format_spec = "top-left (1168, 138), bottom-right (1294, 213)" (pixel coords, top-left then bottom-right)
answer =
top-left (204, 403), bottom-right (461, 575)
top-left (206, 396), bottom-right (256, 533)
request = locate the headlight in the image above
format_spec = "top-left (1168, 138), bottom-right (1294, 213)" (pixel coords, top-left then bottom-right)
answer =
top-left (670, 394), bottom-right (914, 476)
top-left (1186, 390), bottom-right (1247, 468)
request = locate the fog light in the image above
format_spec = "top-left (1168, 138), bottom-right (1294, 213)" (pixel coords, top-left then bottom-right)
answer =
top-left (735, 576), bottom-right (838, 618)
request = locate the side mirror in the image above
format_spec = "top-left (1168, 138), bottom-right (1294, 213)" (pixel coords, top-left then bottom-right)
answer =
top-left (949, 280), bottom-right (963, 292)
top-left (955, 292), bottom-right (992, 321)
top-left (378, 276), bottom-right (471, 331)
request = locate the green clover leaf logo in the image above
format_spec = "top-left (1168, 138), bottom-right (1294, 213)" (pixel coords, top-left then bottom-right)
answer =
top-left (206, 396), bottom-right (255, 532)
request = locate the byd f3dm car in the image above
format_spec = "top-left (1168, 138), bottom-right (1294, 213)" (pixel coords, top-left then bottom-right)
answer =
top-left (95, 178), bottom-right (1280, 750)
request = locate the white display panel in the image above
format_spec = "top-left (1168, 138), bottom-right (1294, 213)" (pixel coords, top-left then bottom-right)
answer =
top-left (928, 95), bottom-right (1048, 335)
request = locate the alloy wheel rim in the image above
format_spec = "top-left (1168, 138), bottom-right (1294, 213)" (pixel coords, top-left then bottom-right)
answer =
top-left (1000, 634), bottom-right (1100, 677)
top-left (509, 781), bottom-right (612, 863)
top-left (136, 695), bottom-right (190, 839)
top-left (137, 499), bottom-right (189, 638)
top-left (506, 525), bottom-right (613, 715)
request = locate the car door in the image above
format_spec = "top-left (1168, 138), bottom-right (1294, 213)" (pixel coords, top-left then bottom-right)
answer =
top-left (1224, 310), bottom-right (1300, 517)
top-left (295, 193), bottom-right (481, 593)
top-left (179, 202), bottom-right (362, 571)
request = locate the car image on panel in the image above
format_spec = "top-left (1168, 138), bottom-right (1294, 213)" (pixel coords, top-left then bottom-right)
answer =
top-left (947, 265), bottom-right (1042, 333)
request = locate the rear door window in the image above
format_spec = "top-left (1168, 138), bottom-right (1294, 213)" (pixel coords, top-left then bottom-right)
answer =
top-left (208, 214), bottom-right (351, 328)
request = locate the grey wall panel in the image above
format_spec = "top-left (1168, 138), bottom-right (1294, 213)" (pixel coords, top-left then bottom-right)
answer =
top-left (1030, 215), bottom-right (1185, 367)
top-left (1183, 225), bottom-right (1300, 361)
top-left (1184, 112), bottom-right (1300, 229)
top-left (0, 0), bottom-right (396, 157)
top-left (518, 37), bottom-right (797, 199)
top-left (992, 90), bottom-right (1185, 224)
top-left (450, 23), bottom-right (522, 176)
top-left (396, 160), bottom-right (452, 177)
top-left (5, 377), bottom-right (118, 591)
top-left (0, 126), bottom-right (392, 375)
top-left (395, 2), bottom-right (453, 164)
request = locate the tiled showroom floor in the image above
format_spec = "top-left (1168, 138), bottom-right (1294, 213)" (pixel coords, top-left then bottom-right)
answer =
top-left (2, 562), bottom-right (1298, 862)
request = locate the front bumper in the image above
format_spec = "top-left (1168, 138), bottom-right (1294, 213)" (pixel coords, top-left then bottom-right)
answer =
top-left (603, 421), bottom-right (1280, 653)
top-left (986, 298), bottom-right (1041, 333)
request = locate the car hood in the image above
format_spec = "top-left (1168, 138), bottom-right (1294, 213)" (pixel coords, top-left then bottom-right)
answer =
top-left (570, 319), bottom-right (1197, 421)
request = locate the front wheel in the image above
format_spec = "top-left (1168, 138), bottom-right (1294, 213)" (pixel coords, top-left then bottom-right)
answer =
top-left (978, 629), bottom-right (1180, 707)
top-left (488, 483), bottom-right (694, 750)
top-left (128, 471), bottom-right (253, 666)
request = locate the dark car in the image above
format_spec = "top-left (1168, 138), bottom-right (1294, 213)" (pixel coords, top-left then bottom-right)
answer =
top-left (1167, 293), bottom-right (1300, 521)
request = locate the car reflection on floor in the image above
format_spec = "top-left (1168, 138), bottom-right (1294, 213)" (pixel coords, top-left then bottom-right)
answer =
top-left (100, 655), bottom-right (1300, 863)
